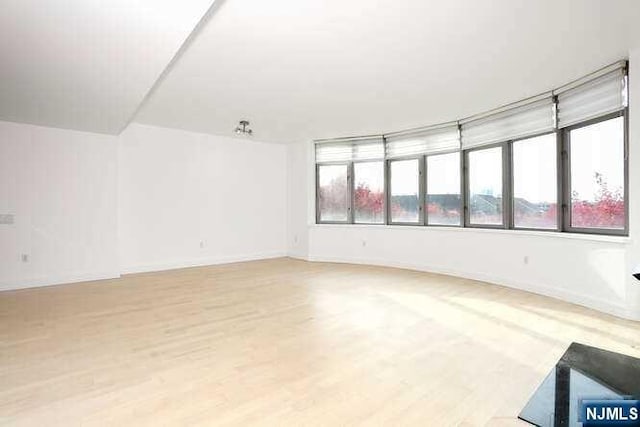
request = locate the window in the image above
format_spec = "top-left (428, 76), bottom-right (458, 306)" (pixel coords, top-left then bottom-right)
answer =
top-left (567, 115), bottom-right (625, 231)
top-left (426, 152), bottom-right (461, 225)
top-left (353, 161), bottom-right (384, 223)
top-left (389, 158), bottom-right (421, 223)
top-left (317, 164), bottom-right (349, 222)
top-left (313, 62), bottom-right (627, 236)
top-left (512, 134), bottom-right (558, 229)
top-left (467, 146), bottom-right (503, 226)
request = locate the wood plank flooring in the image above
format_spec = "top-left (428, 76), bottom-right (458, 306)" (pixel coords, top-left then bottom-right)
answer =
top-left (1, 258), bottom-right (639, 426)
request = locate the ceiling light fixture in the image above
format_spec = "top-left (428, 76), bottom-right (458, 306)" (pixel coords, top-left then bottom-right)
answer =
top-left (234, 120), bottom-right (252, 136)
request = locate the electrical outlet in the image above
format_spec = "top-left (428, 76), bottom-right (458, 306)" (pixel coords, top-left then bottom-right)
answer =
top-left (361, 240), bottom-right (367, 247)
top-left (199, 241), bottom-right (205, 249)
top-left (523, 256), bottom-right (529, 265)
top-left (21, 254), bottom-right (29, 263)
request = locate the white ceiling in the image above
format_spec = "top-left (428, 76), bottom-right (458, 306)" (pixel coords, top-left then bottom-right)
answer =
top-left (0, 0), bottom-right (214, 134)
top-left (2, 1), bottom-right (639, 141)
top-left (136, 0), bottom-right (640, 143)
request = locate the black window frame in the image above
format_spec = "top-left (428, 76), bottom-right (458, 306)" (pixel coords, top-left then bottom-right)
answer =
top-left (463, 142), bottom-right (509, 229)
top-left (386, 156), bottom-right (424, 226)
top-left (315, 162), bottom-right (352, 225)
top-left (560, 110), bottom-right (629, 236)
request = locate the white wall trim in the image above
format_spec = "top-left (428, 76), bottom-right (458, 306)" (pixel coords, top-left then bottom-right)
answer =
top-left (309, 224), bottom-right (633, 245)
top-left (302, 254), bottom-right (640, 322)
top-left (0, 253), bottom-right (288, 291)
top-left (120, 251), bottom-right (287, 275)
top-left (0, 271), bottom-right (121, 292)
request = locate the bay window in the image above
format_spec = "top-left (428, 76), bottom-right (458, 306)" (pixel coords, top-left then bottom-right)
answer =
top-left (313, 60), bottom-right (628, 236)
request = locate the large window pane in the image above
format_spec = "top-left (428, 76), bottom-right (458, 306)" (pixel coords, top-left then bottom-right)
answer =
top-left (426, 152), bottom-right (461, 225)
top-left (569, 116), bottom-right (625, 230)
top-left (318, 164), bottom-right (348, 222)
top-left (468, 146), bottom-right (503, 225)
top-left (390, 159), bottom-right (420, 223)
top-left (513, 134), bottom-right (558, 229)
top-left (354, 161), bottom-right (384, 224)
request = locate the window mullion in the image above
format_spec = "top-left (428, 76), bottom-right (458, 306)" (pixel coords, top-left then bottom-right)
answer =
top-left (420, 156), bottom-right (426, 226)
top-left (348, 161), bottom-right (354, 224)
top-left (556, 130), bottom-right (564, 232)
top-left (315, 164), bottom-right (320, 224)
top-left (561, 131), bottom-right (571, 231)
top-left (384, 159), bottom-right (390, 225)
top-left (624, 109), bottom-right (629, 235)
top-left (462, 150), bottom-right (469, 227)
top-left (504, 142), bottom-right (513, 230)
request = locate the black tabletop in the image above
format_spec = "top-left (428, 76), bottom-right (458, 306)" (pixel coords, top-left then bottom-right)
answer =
top-left (519, 342), bottom-right (640, 427)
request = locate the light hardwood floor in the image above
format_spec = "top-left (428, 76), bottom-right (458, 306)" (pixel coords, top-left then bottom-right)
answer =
top-left (1, 258), bottom-right (639, 426)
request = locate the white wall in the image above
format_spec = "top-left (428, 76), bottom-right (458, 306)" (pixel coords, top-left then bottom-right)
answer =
top-left (288, 49), bottom-right (640, 321)
top-left (0, 121), bottom-right (287, 289)
top-left (286, 141), bottom-right (311, 258)
top-left (0, 121), bottom-right (119, 290)
top-left (623, 48), bottom-right (640, 317)
top-left (118, 124), bottom-right (287, 273)
top-left (307, 226), bottom-right (635, 319)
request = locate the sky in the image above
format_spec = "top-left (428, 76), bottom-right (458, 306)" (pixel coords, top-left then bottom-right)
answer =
top-left (513, 134), bottom-right (556, 203)
top-left (354, 161), bottom-right (383, 192)
top-left (389, 159), bottom-right (419, 196)
top-left (569, 116), bottom-right (624, 202)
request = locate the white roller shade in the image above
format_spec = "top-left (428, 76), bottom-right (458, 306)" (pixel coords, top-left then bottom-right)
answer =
top-left (385, 122), bottom-right (460, 158)
top-left (461, 95), bottom-right (555, 149)
top-left (555, 62), bottom-right (627, 128)
top-left (315, 136), bottom-right (384, 163)
top-left (353, 139), bottom-right (385, 160)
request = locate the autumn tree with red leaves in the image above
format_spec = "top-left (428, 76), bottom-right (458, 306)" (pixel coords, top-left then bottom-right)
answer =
top-left (572, 172), bottom-right (624, 228)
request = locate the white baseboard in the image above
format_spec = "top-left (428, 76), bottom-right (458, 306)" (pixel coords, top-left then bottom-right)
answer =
top-left (4, 252), bottom-right (637, 321)
top-left (120, 251), bottom-right (288, 275)
top-left (1, 252), bottom-right (287, 291)
top-left (0, 271), bottom-right (121, 292)
top-left (285, 254), bottom-right (309, 261)
top-left (303, 254), bottom-right (640, 322)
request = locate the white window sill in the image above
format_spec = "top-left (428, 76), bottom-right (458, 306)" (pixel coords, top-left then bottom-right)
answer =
top-left (309, 223), bottom-right (631, 244)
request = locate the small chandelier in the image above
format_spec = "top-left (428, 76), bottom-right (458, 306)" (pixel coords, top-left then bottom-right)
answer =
top-left (234, 120), bottom-right (253, 136)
